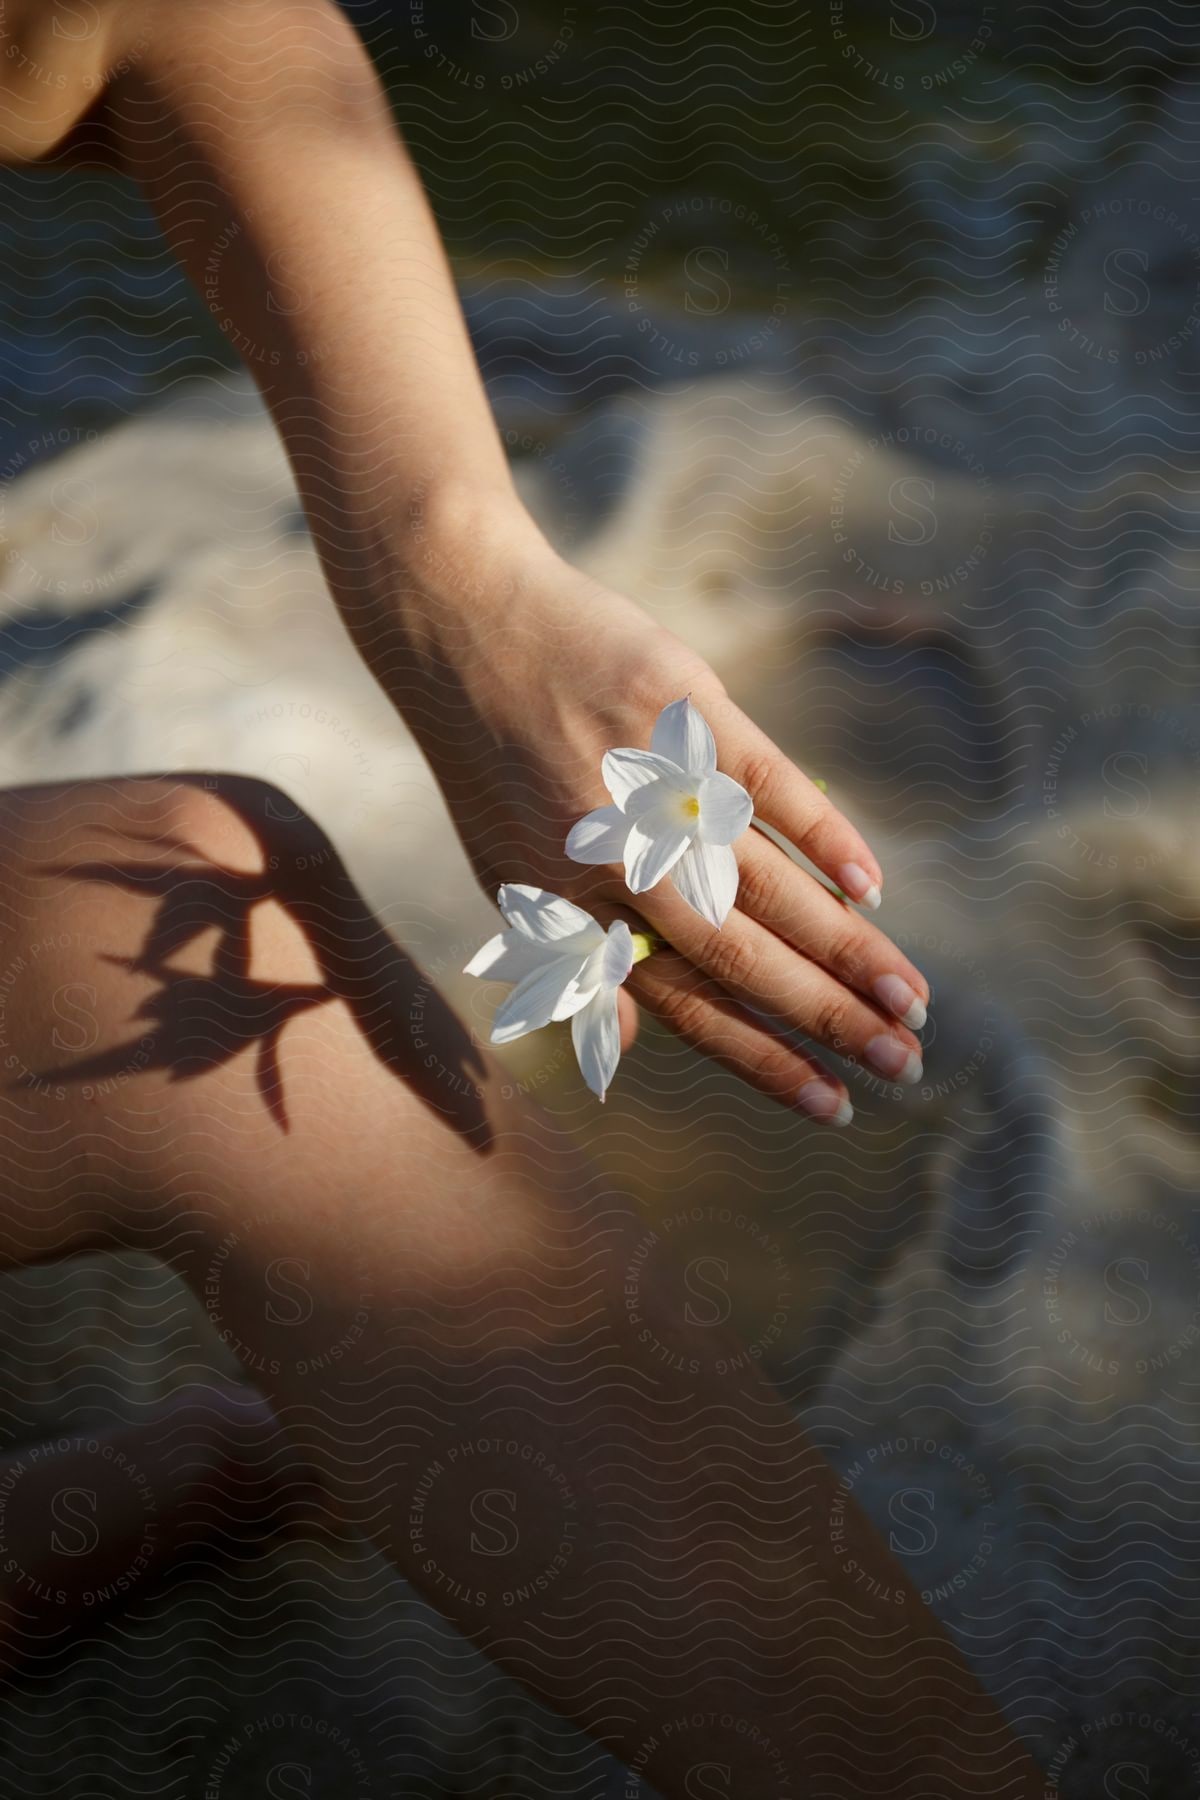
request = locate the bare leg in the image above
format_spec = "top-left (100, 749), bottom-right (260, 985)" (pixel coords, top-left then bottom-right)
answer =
top-left (0, 1381), bottom-right (317, 1674)
top-left (0, 775), bottom-right (1041, 1797)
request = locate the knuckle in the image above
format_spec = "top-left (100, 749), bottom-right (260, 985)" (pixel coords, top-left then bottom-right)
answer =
top-left (737, 854), bottom-right (788, 922)
top-left (627, 649), bottom-right (717, 720)
top-left (793, 789), bottom-right (832, 846)
top-left (704, 930), bottom-right (760, 992)
top-left (753, 1044), bottom-right (807, 1095)
top-left (823, 920), bottom-right (866, 975)
top-left (812, 993), bottom-right (855, 1053)
top-left (660, 980), bottom-right (711, 1045)
top-left (737, 750), bottom-right (784, 810)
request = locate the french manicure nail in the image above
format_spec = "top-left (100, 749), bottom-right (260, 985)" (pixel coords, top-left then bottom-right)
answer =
top-left (865, 1034), bottom-right (923, 1084)
top-left (795, 1081), bottom-right (854, 1126)
top-left (873, 975), bottom-right (927, 1031)
top-left (838, 862), bottom-right (881, 911)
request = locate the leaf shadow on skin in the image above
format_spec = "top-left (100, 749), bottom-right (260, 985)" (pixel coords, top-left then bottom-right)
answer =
top-left (21, 773), bottom-right (493, 1149)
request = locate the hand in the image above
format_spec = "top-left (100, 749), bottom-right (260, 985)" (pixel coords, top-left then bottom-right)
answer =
top-left (393, 503), bottom-right (929, 1123)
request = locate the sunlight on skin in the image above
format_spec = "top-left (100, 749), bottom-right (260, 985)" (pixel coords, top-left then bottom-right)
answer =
top-left (0, 6), bottom-right (1026, 1790)
top-left (0, 0), bottom-right (929, 1125)
top-left (0, 775), bottom-right (1042, 1797)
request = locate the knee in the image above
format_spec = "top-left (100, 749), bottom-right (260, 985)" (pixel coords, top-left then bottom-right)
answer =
top-left (162, 774), bottom-right (345, 892)
top-left (0, 772), bottom-right (342, 902)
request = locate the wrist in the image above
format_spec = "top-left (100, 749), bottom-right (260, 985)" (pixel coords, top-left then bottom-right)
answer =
top-left (359, 478), bottom-right (574, 711)
top-left (397, 477), bottom-right (561, 614)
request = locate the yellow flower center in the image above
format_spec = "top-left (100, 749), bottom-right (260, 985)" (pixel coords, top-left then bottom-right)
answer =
top-left (683, 795), bottom-right (701, 819)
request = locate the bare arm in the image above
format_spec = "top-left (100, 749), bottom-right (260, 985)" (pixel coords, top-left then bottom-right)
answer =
top-left (0, 12), bottom-right (1037, 1786)
top-left (0, 0), bottom-right (934, 1125)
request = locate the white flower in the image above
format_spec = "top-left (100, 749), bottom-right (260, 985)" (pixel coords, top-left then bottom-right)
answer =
top-left (464, 884), bottom-right (636, 1101)
top-left (565, 696), bottom-right (753, 928)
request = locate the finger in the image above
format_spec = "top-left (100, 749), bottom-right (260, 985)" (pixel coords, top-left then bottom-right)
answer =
top-left (628, 947), bottom-right (854, 1125)
top-left (639, 882), bottom-right (925, 1087)
top-left (617, 986), bottom-right (640, 1052)
top-left (736, 833), bottom-right (930, 1024)
top-left (721, 715), bottom-right (884, 909)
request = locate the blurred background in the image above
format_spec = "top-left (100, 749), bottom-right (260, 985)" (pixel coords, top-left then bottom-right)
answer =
top-left (2, 1), bottom-right (1200, 1793)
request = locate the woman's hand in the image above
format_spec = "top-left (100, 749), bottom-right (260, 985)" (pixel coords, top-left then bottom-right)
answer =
top-left (392, 501), bottom-right (929, 1123)
top-left (39, 0), bottom-right (927, 1124)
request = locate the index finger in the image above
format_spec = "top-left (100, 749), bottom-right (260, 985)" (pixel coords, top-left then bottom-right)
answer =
top-left (628, 945), bottom-right (855, 1124)
top-left (719, 713), bottom-right (884, 910)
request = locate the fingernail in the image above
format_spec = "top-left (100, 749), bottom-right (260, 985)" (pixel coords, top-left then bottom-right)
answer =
top-left (838, 862), bottom-right (881, 911)
top-left (865, 1035), bottom-right (923, 1084)
top-left (795, 1081), bottom-right (854, 1126)
top-left (873, 975), bottom-right (927, 1031)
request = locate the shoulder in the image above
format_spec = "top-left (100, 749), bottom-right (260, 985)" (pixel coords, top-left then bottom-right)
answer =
top-left (0, 0), bottom-right (138, 162)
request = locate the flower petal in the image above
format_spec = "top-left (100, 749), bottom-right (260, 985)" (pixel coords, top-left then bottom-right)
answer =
top-left (624, 806), bottom-right (694, 894)
top-left (552, 943), bottom-right (607, 1019)
top-left (651, 696), bottom-right (717, 777)
top-left (697, 771), bottom-right (753, 847)
top-left (670, 838), bottom-right (740, 928)
top-left (571, 989), bottom-right (622, 1101)
top-left (463, 929), bottom-right (551, 983)
top-left (498, 883), bottom-right (603, 946)
top-left (565, 804), bottom-right (629, 866)
top-left (490, 951), bottom-right (591, 1044)
top-left (602, 747), bottom-right (688, 809)
top-left (601, 918), bottom-right (635, 990)
top-left (554, 920), bottom-right (634, 1019)
top-left (622, 775), bottom-right (690, 823)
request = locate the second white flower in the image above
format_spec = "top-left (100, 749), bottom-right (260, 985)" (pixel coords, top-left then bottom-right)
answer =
top-left (566, 696), bottom-right (752, 928)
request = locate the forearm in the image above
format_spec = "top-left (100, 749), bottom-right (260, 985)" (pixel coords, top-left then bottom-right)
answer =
top-left (107, 0), bottom-right (533, 672)
top-left (0, 0), bottom-right (622, 756)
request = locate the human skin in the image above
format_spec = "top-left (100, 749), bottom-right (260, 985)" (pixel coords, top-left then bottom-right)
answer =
top-left (0, 5), bottom-right (1043, 1789)
top-left (0, 1381), bottom-right (309, 1675)
top-left (0, 774), bottom-right (1041, 1796)
top-left (0, 0), bottom-right (932, 1126)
